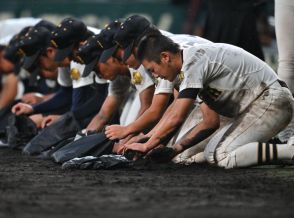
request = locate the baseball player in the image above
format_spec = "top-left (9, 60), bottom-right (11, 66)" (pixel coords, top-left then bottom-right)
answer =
top-left (125, 33), bottom-right (294, 168)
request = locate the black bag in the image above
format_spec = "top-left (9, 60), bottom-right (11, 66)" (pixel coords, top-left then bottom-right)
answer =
top-left (61, 154), bottom-right (132, 170)
top-left (37, 137), bottom-right (75, 160)
top-left (6, 114), bottom-right (38, 149)
top-left (52, 132), bottom-right (114, 163)
top-left (23, 112), bottom-right (80, 155)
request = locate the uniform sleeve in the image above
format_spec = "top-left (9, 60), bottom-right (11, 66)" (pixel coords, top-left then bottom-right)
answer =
top-left (108, 75), bottom-right (131, 98)
top-left (154, 78), bottom-right (174, 95)
top-left (32, 86), bottom-right (72, 114)
top-left (71, 61), bottom-right (97, 88)
top-left (57, 67), bottom-right (72, 87)
top-left (129, 65), bottom-right (154, 94)
top-left (179, 48), bottom-right (207, 92)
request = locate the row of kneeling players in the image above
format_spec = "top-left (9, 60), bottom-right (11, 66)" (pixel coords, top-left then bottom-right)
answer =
top-left (0, 15), bottom-right (293, 170)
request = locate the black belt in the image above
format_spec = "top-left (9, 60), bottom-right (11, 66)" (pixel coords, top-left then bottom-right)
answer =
top-left (278, 79), bottom-right (289, 88)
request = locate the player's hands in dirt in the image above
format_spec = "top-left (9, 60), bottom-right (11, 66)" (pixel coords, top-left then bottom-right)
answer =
top-left (11, 103), bottom-right (33, 115)
top-left (112, 142), bottom-right (126, 154)
top-left (21, 93), bottom-right (44, 105)
top-left (146, 146), bottom-right (177, 163)
top-left (41, 115), bottom-right (61, 128)
top-left (105, 125), bottom-right (128, 140)
top-left (124, 133), bottom-right (150, 145)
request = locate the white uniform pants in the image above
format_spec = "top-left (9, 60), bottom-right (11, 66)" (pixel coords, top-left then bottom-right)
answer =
top-left (204, 81), bottom-right (294, 168)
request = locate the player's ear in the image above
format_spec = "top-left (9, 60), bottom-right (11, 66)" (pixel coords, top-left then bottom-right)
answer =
top-left (46, 47), bottom-right (55, 58)
top-left (160, 52), bottom-right (170, 64)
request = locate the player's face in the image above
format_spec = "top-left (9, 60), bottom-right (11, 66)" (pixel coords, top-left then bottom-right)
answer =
top-left (142, 53), bottom-right (178, 82)
top-left (39, 48), bottom-right (59, 72)
top-left (0, 50), bottom-right (14, 74)
top-left (96, 56), bottom-right (127, 81)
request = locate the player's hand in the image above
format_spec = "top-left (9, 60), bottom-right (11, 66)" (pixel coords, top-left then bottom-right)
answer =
top-left (146, 146), bottom-right (177, 163)
top-left (11, 103), bottom-right (33, 115)
top-left (21, 93), bottom-right (44, 105)
top-left (124, 142), bottom-right (148, 153)
top-left (112, 142), bottom-right (126, 154)
top-left (124, 133), bottom-right (150, 145)
top-left (105, 125), bottom-right (129, 140)
top-left (86, 121), bottom-right (100, 133)
top-left (41, 115), bottom-right (61, 128)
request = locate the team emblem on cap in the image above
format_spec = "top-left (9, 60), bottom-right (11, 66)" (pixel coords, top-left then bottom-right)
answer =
top-left (132, 71), bottom-right (142, 85)
top-left (50, 40), bottom-right (58, 48)
top-left (75, 55), bottom-right (84, 65)
top-left (70, 68), bottom-right (81, 80)
top-left (16, 48), bottom-right (26, 57)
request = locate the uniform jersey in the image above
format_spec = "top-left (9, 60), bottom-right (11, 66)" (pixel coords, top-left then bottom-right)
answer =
top-left (58, 61), bottom-right (107, 88)
top-left (108, 65), bottom-right (154, 98)
top-left (179, 43), bottom-right (278, 117)
top-left (154, 33), bottom-right (212, 95)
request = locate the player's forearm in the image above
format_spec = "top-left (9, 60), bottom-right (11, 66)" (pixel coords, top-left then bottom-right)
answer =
top-left (145, 101), bottom-right (175, 137)
top-left (125, 109), bottom-right (162, 135)
top-left (145, 111), bottom-right (185, 151)
top-left (174, 121), bottom-right (219, 153)
top-left (87, 95), bottom-right (120, 131)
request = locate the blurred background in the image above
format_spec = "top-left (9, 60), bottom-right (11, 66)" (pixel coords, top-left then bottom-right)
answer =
top-left (0, 0), bottom-right (276, 68)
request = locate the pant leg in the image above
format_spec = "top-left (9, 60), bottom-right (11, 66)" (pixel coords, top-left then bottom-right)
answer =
top-left (212, 84), bottom-right (293, 168)
top-left (275, 0), bottom-right (294, 93)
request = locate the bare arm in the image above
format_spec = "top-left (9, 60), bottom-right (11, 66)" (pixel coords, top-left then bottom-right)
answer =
top-left (125, 97), bottom-right (195, 153)
top-left (105, 92), bottom-right (171, 140)
top-left (86, 95), bottom-right (121, 132)
top-left (136, 85), bottom-right (154, 118)
top-left (0, 74), bottom-right (18, 109)
top-left (174, 103), bottom-right (220, 153)
top-left (147, 103), bottom-right (220, 163)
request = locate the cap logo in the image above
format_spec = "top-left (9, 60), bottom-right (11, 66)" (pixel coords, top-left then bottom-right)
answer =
top-left (17, 48), bottom-right (26, 57)
top-left (70, 68), bottom-right (81, 80)
top-left (132, 71), bottom-right (142, 85)
top-left (114, 40), bottom-right (123, 48)
top-left (97, 40), bottom-right (104, 49)
top-left (75, 55), bottom-right (84, 65)
top-left (51, 40), bottom-right (58, 48)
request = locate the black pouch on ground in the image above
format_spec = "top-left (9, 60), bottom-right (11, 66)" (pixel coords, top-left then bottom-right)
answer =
top-left (52, 132), bottom-right (114, 163)
top-left (23, 112), bottom-right (80, 155)
top-left (61, 154), bottom-right (132, 170)
top-left (37, 136), bottom-right (75, 160)
top-left (6, 114), bottom-right (38, 149)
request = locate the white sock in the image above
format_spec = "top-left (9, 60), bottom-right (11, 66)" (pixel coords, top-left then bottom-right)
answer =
top-left (227, 141), bottom-right (294, 168)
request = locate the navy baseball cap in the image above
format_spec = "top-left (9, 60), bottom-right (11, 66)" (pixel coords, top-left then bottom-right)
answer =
top-left (76, 19), bottom-right (123, 77)
top-left (51, 17), bottom-right (92, 62)
top-left (4, 26), bottom-right (31, 65)
top-left (17, 26), bottom-right (52, 71)
top-left (98, 19), bottom-right (123, 63)
top-left (114, 15), bottom-right (152, 62)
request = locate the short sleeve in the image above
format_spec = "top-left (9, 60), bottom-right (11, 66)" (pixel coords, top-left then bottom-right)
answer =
top-left (154, 78), bottom-right (174, 95)
top-left (129, 65), bottom-right (154, 94)
top-left (57, 67), bottom-right (72, 87)
top-left (71, 61), bottom-right (95, 88)
top-left (179, 47), bottom-right (206, 92)
top-left (108, 75), bottom-right (131, 98)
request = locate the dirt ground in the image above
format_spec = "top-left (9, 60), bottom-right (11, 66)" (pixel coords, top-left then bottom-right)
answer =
top-left (0, 148), bottom-right (293, 218)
